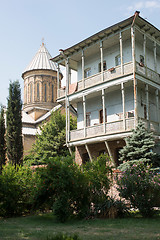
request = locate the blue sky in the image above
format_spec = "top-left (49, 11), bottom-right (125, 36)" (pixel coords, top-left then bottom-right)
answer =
top-left (0, 0), bottom-right (160, 106)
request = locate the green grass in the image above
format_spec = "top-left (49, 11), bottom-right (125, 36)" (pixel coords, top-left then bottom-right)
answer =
top-left (0, 213), bottom-right (160, 240)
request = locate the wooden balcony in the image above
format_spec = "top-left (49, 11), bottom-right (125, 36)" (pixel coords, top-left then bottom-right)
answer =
top-left (136, 62), bottom-right (160, 84)
top-left (58, 62), bottom-right (133, 98)
top-left (69, 117), bottom-right (135, 142)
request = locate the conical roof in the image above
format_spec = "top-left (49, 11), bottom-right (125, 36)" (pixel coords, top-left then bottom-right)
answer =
top-left (23, 43), bottom-right (57, 75)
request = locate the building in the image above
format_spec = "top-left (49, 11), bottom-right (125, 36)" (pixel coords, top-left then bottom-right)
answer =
top-left (21, 43), bottom-right (64, 154)
top-left (51, 11), bottom-right (160, 166)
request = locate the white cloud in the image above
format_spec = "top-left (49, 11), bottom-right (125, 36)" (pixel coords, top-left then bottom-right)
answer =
top-left (127, 0), bottom-right (160, 15)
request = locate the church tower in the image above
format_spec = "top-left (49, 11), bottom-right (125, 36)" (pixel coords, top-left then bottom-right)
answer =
top-left (22, 43), bottom-right (62, 121)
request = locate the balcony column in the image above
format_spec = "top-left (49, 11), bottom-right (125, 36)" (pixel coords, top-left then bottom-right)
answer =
top-left (143, 35), bottom-right (147, 75)
top-left (119, 32), bottom-right (123, 74)
top-left (121, 82), bottom-right (126, 130)
top-left (57, 64), bottom-right (60, 98)
top-left (154, 42), bottom-right (157, 73)
top-left (102, 89), bottom-right (106, 133)
top-left (100, 41), bottom-right (104, 81)
top-left (85, 144), bottom-right (92, 162)
top-left (82, 50), bottom-right (85, 88)
top-left (104, 141), bottom-right (115, 166)
top-left (145, 84), bottom-right (150, 129)
top-left (83, 95), bottom-right (86, 137)
top-left (65, 58), bottom-right (70, 145)
top-left (131, 26), bottom-right (137, 127)
top-left (156, 89), bottom-right (159, 130)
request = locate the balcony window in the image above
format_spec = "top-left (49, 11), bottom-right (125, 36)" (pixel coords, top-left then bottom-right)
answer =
top-left (84, 68), bottom-right (91, 78)
top-left (98, 61), bottom-right (107, 72)
top-left (115, 54), bottom-right (121, 66)
top-left (139, 55), bottom-right (144, 66)
top-left (86, 112), bottom-right (91, 127)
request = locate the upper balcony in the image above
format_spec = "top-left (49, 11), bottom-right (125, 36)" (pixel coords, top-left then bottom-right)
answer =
top-left (58, 61), bottom-right (133, 99)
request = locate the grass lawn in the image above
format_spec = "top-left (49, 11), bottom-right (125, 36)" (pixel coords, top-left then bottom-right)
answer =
top-left (0, 213), bottom-right (160, 240)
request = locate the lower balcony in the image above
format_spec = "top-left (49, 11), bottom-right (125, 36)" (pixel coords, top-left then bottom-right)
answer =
top-left (70, 118), bottom-right (135, 142)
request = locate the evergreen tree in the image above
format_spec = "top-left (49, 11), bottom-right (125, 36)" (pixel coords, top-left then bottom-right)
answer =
top-left (29, 110), bottom-right (76, 165)
top-left (6, 81), bottom-right (23, 167)
top-left (119, 120), bottom-right (156, 170)
top-left (0, 106), bottom-right (6, 170)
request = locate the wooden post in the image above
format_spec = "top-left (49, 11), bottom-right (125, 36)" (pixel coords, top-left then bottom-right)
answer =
top-left (131, 27), bottom-right (137, 127)
top-left (105, 141), bottom-right (115, 166)
top-left (143, 35), bottom-right (147, 76)
top-left (121, 82), bottom-right (126, 130)
top-left (82, 50), bottom-right (85, 88)
top-left (100, 41), bottom-right (104, 81)
top-left (83, 95), bottom-right (86, 138)
top-left (156, 89), bottom-right (159, 130)
top-left (154, 41), bottom-right (157, 73)
top-left (65, 58), bottom-right (69, 145)
top-left (102, 89), bottom-right (106, 133)
top-left (57, 64), bottom-right (60, 98)
top-left (120, 32), bottom-right (123, 74)
top-left (145, 84), bottom-right (150, 129)
top-left (85, 144), bottom-right (92, 162)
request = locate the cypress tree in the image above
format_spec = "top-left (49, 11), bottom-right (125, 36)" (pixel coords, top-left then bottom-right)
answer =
top-left (0, 106), bottom-right (6, 170)
top-left (6, 81), bottom-right (23, 167)
top-left (119, 120), bottom-right (156, 170)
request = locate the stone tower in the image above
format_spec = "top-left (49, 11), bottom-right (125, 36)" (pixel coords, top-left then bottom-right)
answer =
top-left (22, 43), bottom-right (62, 120)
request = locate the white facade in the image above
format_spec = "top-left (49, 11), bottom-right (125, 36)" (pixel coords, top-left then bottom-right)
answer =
top-left (52, 12), bottom-right (160, 165)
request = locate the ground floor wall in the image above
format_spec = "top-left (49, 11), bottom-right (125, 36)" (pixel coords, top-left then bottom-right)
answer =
top-left (23, 135), bottom-right (36, 155)
top-left (75, 138), bottom-right (126, 166)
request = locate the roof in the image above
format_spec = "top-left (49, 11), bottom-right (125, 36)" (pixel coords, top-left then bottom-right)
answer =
top-left (22, 43), bottom-right (57, 75)
top-left (51, 11), bottom-right (160, 66)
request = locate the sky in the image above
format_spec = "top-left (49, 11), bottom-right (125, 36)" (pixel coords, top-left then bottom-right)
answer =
top-left (0, 0), bottom-right (160, 106)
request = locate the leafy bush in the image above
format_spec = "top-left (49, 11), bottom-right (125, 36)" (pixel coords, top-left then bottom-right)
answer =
top-left (47, 233), bottom-right (81, 240)
top-left (0, 164), bottom-right (36, 217)
top-left (117, 161), bottom-right (160, 217)
top-left (33, 154), bottom-right (113, 222)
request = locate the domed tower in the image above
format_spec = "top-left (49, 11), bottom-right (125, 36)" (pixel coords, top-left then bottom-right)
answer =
top-left (22, 43), bottom-right (62, 120)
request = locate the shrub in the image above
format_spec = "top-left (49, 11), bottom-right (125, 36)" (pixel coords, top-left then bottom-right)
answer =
top-left (0, 164), bottom-right (36, 217)
top-left (117, 161), bottom-right (160, 217)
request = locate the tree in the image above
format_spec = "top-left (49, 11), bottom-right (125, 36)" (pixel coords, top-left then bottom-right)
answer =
top-left (0, 106), bottom-right (6, 170)
top-left (119, 120), bottom-right (156, 171)
top-left (6, 81), bottom-right (23, 167)
top-left (29, 110), bottom-right (76, 165)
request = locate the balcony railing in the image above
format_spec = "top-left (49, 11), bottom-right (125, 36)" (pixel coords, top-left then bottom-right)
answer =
top-left (58, 62), bottom-right (133, 98)
top-left (136, 62), bottom-right (160, 84)
top-left (69, 118), bottom-right (135, 142)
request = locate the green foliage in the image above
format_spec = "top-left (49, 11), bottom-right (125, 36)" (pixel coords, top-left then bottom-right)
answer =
top-left (0, 164), bottom-right (36, 217)
top-left (33, 154), bottom-right (112, 222)
top-left (117, 161), bottom-right (160, 217)
top-left (30, 111), bottom-right (76, 165)
top-left (47, 233), bottom-right (81, 240)
top-left (0, 106), bottom-right (6, 170)
top-left (119, 120), bottom-right (156, 171)
top-left (6, 81), bottom-right (23, 167)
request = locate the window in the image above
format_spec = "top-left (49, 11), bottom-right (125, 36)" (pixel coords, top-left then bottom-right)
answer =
top-left (115, 54), bottom-right (121, 66)
top-left (99, 61), bottom-right (107, 72)
top-left (84, 68), bottom-right (91, 78)
top-left (37, 83), bottom-right (39, 99)
top-left (44, 83), bottom-right (47, 102)
top-left (52, 84), bottom-right (54, 102)
top-left (30, 83), bottom-right (32, 102)
top-left (99, 109), bottom-right (107, 123)
top-left (86, 112), bottom-right (91, 127)
top-left (139, 55), bottom-right (144, 66)
top-left (144, 104), bottom-right (147, 119)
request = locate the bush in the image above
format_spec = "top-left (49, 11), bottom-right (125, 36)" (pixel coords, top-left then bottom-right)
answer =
top-left (0, 164), bottom-right (36, 217)
top-left (117, 161), bottom-right (160, 217)
top-left (33, 154), bottom-right (113, 222)
top-left (47, 233), bottom-right (81, 240)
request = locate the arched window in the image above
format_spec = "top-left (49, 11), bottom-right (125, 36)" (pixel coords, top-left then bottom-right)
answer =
top-left (30, 83), bottom-right (32, 102)
top-left (44, 83), bottom-right (47, 102)
top-left (37, 83), bottom-right (39, 100)
top-left (52, 84), bottom-right (54, 102)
